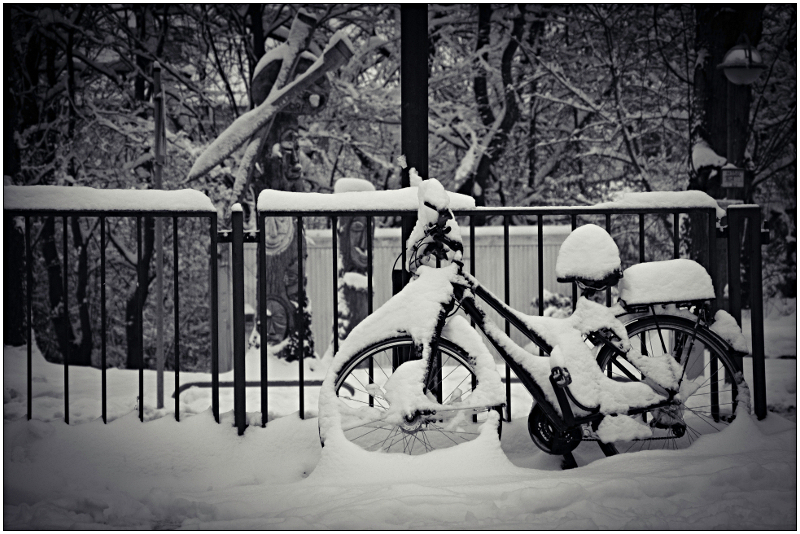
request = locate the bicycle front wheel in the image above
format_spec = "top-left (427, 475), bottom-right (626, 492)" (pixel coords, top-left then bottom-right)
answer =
top-left (597, 315), bottom-right (743, 454)
top-left (332, 335), bottom-right (501, 454)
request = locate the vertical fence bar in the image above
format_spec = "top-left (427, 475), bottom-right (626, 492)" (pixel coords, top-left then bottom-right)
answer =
top-left (232, 208), bottom-right (246, 435)
top-left (673, 212), bottom-right (680, 259)
top-left (638, 213), bottom-right (645, 263)
top-left (63, 216), bottom-right (69, 424)
top-left (537, 215), bottom-right (544, 318)
top-left (367, 216), bottom-right (374, 315)
top-left (503, 215), bottom-right (511, 421)
top-left (297, 216), bottom-right (305, 419)
top-left (604, 213), bottom-right (613, 376)
top-left (605, 214), bottom-right (612, 307)
top-left (570, 214), bottom-right (577, 310)
top-left (259, 213), bottom-right (268, 427)
top-left (137, 216), bottom-right (143, 422)
top-left (26, 216), bottom-right (32, 421)
top-left (367, 216), bottom-right (374, 406)
top-left (331, 216), bottom-right (339, 355)
top-left (746, 207), bottom-right (767, 419)
top-left (707, 209), bottom-right (719, 315)
top-left (101, 217), bottom-right (107, 423)
top-left (469, 216), bottom-right (476, 328)
top-left (469, 216), bottom-right (477, 396)
top-left (401, 219), bottom-right (408, 287)
top-left (210, 214), bottom-right (219, 423)
top-left (726, 209), bottom-right (745, 411)
top-left (727, 210), bottom-right (743, 329)
top-left (173, 217), bottom-right (180, 422)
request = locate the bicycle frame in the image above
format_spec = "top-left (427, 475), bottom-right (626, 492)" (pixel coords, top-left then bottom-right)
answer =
top-left (421, 263), bottom-right (678, 435)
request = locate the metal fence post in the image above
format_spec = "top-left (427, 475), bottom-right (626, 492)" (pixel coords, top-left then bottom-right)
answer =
top-left (232, 206), bottom-right (247, 435)
top-left (258, 213), bottom-right (268, 427)
top-left (100, 216), bottom-right (107, 423)
top-left (726, 208), bottom-right (744, 375)
top-left (210, 214), bottom-right (220, 423)
top-left (746, 206), bottom-right (767, 420)
top-left (173, 216), bottom-right (180, 422)
top-left (137, 216), bottom-right (143, 422)
top-left (25, 216), bottom-right (32, 421)
top-left (297, 216), bottom-right (305, 419)
top-left (62, 216), bottom-right (70, 424)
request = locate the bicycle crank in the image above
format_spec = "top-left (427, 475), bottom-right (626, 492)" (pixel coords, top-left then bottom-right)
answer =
top-left (527, 403), bottom-right (582, 455)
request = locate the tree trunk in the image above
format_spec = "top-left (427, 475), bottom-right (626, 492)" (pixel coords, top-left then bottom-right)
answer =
top-left (4, 18), bottom-right (25, 345)
top-left (125, 218), bottom-right (155, 369)
top-left (527, 10), bottom-right (545, 190)
top-left (4, 216), bottom-right (27, 346)
top-left (247, 4), bottom-right (265, 92)
top-left (41, 217), bottom-right (75, 362)
top-left (462, 5), bottom-right (525, 216)
top-left (691, 6), bottom-right (764, 197)
top-left (70, 218), bottom-right (93, 366)
top-left (689, 6), bottom-right (764, 307)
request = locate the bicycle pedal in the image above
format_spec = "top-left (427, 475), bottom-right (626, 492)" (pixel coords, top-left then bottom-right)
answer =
top-left (550, 366), bottom-right (572, 387)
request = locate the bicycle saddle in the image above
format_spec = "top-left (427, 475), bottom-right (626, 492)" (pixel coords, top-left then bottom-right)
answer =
top-left (555, 224), bottom-right (622, 289)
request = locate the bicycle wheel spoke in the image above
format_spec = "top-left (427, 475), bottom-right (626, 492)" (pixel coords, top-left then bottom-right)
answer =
top-left (348, 424), bottom-right (394, 443)
top-left (425, 424), bottom-right (464, 446)
top-left (344, 373), bottom-right (389, 410)
top-left (339, 394), bottom-right (387, 410)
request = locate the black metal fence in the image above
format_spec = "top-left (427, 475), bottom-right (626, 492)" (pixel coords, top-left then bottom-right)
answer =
top-left (222, 203), bottom-right (768, 436)
top-left (5, 196), bottom-right (769, 433)
top-left (6, 204), bottom-right (219, 425)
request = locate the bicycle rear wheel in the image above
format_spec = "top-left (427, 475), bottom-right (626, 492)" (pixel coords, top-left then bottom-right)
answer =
top-left (331, 335), bottom-right (501, 454)
top-left (596, 315), bottom-right (743, 454)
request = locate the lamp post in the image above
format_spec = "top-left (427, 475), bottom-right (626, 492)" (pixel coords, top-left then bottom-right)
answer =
top-left (716, 34), bottom-right (765, 378)
top-left (716, 34), bottom-right (766, 200)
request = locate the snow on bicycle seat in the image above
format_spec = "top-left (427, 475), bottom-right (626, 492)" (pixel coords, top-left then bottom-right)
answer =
top-left (555, 224), bottom-right (622, 288)
top-left (618, 259), bottom-right (715, 306)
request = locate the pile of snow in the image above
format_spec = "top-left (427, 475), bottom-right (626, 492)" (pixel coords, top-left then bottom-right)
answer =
top-left (333, 177), bottom-right (375, 194)
top-left (3, 186), bottom-right (216, 213)
top-left (3, 333), bottom-right (796, 529)
top-left (555, 224), bottom-right (621, 282)
top-left (619, 259), bottom-right (716, 305)
top-left (742, 298), bottom-right (798, 358)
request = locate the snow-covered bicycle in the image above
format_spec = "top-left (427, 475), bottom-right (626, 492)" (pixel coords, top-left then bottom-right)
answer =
top-left (318, 177), bottom-right (749, 463)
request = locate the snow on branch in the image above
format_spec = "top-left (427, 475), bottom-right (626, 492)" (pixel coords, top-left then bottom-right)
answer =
top-left (691, 140), bottom-right (727, 170)
top-left (187, 32), bottom-right (354, 182)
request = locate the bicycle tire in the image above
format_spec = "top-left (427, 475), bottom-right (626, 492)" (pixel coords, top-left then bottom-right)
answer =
top-left (596, 314), bottom-right (743, 454)
top-left (328, 335), bottom-right (502, 454)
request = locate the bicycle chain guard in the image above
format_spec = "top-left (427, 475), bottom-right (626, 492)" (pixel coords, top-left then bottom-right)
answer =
top-left (528, 403), bottom-right (582, 455)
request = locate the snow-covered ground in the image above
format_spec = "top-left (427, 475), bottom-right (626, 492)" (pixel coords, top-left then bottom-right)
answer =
top-left (4, 304), bottom-right (797, 529)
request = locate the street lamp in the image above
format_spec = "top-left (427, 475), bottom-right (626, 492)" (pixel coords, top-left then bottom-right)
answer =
top-left (717, 34), bottom-right (766, 86)
top-left (716, 34), bottom-right (765, 194)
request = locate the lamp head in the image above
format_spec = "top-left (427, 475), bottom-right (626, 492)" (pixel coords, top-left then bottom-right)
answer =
top-left (717, 34), bottom-right (766, 85)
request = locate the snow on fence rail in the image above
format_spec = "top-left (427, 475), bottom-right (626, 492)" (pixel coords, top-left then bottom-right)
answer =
top-left (4, 185), bottom-right (217, 213)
